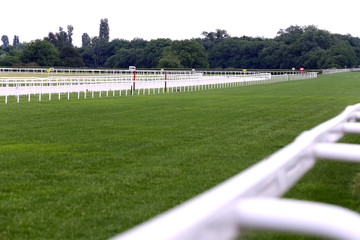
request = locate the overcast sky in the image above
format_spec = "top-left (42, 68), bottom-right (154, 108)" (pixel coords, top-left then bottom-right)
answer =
top-left (1, 0), bottom-right (360, 47)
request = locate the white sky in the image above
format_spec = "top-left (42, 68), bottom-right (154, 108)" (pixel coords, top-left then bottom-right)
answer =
top-left (1, 0), bottom-right (360, 47)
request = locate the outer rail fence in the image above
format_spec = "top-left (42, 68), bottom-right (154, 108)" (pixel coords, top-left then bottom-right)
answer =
top-left (110, 103), bottom-right (360, 240)
top-left (0, 67), bottom-right (318, 76)
top-left (0, 70), bottom-right (317, 104)
top-left (322, 68), bottom-right (360, 74)
top-left (0, 67), bottom-right (138, 75)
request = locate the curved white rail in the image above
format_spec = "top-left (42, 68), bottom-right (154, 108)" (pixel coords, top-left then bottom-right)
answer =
top-left (236, 198), bottom-right (360, 239)
top-left (110, 103), bottom-right (360, 240)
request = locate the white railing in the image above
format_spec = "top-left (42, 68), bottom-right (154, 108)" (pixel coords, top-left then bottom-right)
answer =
top-left (111, 103), bottom-right (360, 240)
top-left (270, 73), bottom-right (318, 82)
top-left (0, 67), bottom-right (318, 76)
top-left (322, 68), bottom-right (360, 74)
top-left (0, 73), bottom-right (270, 103)
top-left (0, 70), bottom-right (318, 104)
top-left (289, 72), bottom-right (318, 80)
top-left (0, 67), bottom-right (142, 75)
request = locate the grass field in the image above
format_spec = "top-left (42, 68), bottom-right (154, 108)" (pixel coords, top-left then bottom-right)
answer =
top-left (1, 72), bottom-right (360, 239)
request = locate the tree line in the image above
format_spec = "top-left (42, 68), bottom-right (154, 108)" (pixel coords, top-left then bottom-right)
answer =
top-left (1, 20), bottom-right (360, 69)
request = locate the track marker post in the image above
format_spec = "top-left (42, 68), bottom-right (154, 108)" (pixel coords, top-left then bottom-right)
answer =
top-left (133, 70), bottom-right (136, 92)
top-left (165, 71), bottom-right (167, 93)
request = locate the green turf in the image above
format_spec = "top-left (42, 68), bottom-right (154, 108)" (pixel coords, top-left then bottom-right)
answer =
top-left (1, 73), bottom-right (360, 239)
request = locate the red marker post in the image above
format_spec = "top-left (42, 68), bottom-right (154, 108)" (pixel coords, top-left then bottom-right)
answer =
top-left (165, 71), bottom-right (167, 92)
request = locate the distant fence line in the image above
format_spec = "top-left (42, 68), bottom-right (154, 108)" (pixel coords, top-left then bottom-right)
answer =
top-left (0, 67), bottom-right (136, 75)
top-left (322, 68), bottom-right (360, 74)
top-left (0, 67), bottom-right (315, 76)
top-left (0, 70), bottom-right (317, 104)
top-left (270, 73), bottom-right (317, 81)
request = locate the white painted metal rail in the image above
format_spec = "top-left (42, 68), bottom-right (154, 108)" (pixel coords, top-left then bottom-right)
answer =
top-left (322, 68), bottom-right (360, 74)
top-left (0, 70), bottom-right (318, 104)
top-left (110, 103), bottom-right (360, 240)
top-left (0, 67), bottom-right (317, 76)
top-left (0, 72), bottom-right (270, 103)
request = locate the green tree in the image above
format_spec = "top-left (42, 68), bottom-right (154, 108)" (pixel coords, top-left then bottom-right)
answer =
top-left (79, 47), bottom-right (94, 67)
top-left (46, 26), bottom-right (74, 50)
top-left (158, 55), bottom-right (182, 68)
top-left (60, 46), bottom-right (84, 67)
top-left (13, 35), bottom-right (20, 46)
top-left (259, 41), bottom-right (292, 69)
top-left (90, 36), bottom-right (109, 67)
top-left (301, 48), bottom-right (325, 69)
top-left (318, 41), bottom-right (358, 68)
top-left (143, 38), bottom-right (172, 68)
top-left (160, 40), bottom-right (208, 68)
top-left (80, 36), bottom-right (110, 68)
top-left (66, 25), bottom-right (74, 45)
top-left (0, 48), bottom-right (21, 66)
top-left (199, 29), bottom-right (230, 50)
top-left (105, 39), bottom-right (131, 56)
top-left (208, 37), bottom-right (267, 69)
top-left (130, 38), bottom-right (147, 49)
top-left (1, 35), bottom-right (9, 46)
top-left (276, 25), bottom-right (304, 45)
top-left (20, 40), bottom-right (60, 66)
top-left (81, 33), bottom-right (91, 48)
top-left (104, 48), bottom-right (144, 68)
top-left (99, 18), bottom-right (110, 42)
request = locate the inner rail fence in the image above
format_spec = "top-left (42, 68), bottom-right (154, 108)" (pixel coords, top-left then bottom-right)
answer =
top-left (322, 68), bottom-right (360, 74)
top-left (110, 103), bottom-right (360, 240)
top-left (0, 70), bottom-right (317, 104)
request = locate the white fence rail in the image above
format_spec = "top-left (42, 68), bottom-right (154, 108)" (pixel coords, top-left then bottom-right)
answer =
top-left (270, 73), bottom-right (318, 82)
top-left (322, 68), bottom-right (360, 74)
top-left (0, 67), bottom-right (150, 75)
top-left (0, 70), bottom-right (317, 104)
top-left (0, 67), bottom-right (317, 76)
top-left (111, 103), bottom-right (360, 240)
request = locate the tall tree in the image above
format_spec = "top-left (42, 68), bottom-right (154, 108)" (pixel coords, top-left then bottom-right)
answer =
top-left (214, 29), bottom-right (230, 41)
top-left (66, 25), bottom-right (74, 45)
top-left (1, 35), bottom-right (9, 46)
top-left (81, 33), bottom-right (91, 48)
top-left (57, 27), bottom-right (68, 48)
top-left (99, 18), bottom-right (110, 42)
top-left (46, 26), bottom-right (73, 50)
top-left (13, 35), bottom-right (20, 46)
top-left (201, 29), bottom-right (230, 43)
top-left (89, 36), bottom-right (108, 67)
top-left (200, 29), bottom-right (230, 49)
